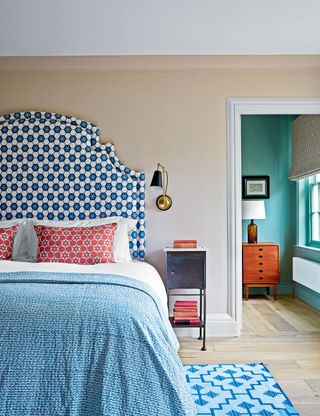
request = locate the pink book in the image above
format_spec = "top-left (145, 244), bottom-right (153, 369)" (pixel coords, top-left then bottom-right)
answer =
top-left (175, 301), bottom-right (197, 306)
top-left (174, 314), bottom-right (198, 319)
top-left (174, 310), bottom-right (198, 315)
top-left (173, 318), bottom-right (200, 324)
top-left (173, 240), bottom-right (197, 248)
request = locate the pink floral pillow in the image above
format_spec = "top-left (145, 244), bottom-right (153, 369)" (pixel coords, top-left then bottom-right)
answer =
top-left (34, 223), bottom-right (117, 265)
top-left (0, 226), bottom-right (19, 260)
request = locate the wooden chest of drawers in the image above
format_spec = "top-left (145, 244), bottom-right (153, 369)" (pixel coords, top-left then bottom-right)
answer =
top-left (242, 243), bottom-right (280, 300)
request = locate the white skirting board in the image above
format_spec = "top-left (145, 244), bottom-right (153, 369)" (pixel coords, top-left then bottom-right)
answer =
top-left (293, 257), bottom-right (320, 294)
top-left (173, 313), bottom-right (239, 338)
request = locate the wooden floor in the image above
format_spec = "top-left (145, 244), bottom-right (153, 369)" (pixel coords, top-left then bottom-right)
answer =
top-left (179, 295), bottom-right (320, 416)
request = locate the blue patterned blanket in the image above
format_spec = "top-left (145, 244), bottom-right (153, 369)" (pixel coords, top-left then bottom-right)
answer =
top-left (0, 272), bottom-right (196, 416)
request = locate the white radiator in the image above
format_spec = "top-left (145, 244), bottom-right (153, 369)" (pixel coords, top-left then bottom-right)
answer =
top-left (293, 257), bottom-right (320, 294)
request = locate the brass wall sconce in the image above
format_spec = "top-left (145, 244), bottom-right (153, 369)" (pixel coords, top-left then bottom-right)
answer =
top-left (150, 163), bottom-right (172, 211)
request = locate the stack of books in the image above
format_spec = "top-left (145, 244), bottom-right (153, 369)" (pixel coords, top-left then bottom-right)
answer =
top-left (173, 300), bottom-right (200, 324)
top-left (173, 240), bottom-right (197, 249)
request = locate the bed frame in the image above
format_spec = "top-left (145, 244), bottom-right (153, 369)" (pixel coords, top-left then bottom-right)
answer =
top-left (0, 111), bottom-right (145, 259)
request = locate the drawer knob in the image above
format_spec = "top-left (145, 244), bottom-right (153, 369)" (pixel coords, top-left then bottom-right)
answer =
top-left (259, 248), bottom-right (263, 251)
top-left (259, 269), bottom-right (263, 272)
top-left (171, 271), bottom-right (175, 275)
top-left (259, 262), bottom-right (263, 266)
top-left (259, 277), bottom-right (263, 280)
top-left (258, 255), bottom-right (263, 258)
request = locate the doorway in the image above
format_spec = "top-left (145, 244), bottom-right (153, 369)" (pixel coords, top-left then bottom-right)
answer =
top-left (226, 98), bottom-right (320, 335)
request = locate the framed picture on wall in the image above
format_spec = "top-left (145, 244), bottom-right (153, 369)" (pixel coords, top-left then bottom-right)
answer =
top-left (242, 176), bottom-right (270, 199)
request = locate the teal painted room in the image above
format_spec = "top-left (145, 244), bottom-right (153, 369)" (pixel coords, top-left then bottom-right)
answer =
top-left (241, 115), bottom-right (320, 310)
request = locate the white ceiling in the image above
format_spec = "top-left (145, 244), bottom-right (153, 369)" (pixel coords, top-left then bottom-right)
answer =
top-left (1, 0), bottom-right (320, 56)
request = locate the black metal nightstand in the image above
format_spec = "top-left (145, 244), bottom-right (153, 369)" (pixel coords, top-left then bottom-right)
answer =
top-left (164, 247), bottom-right (207, 351)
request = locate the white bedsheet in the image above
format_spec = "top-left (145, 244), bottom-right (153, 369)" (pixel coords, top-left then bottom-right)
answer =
top-left (0, 260), bottom-right (168, 312)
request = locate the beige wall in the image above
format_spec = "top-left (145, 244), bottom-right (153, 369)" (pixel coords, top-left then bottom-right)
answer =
top-left (0, 56), bottom-right (320, 315)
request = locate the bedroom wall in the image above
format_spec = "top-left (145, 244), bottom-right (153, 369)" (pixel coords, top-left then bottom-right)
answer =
top-left (0, 56), bottom-right (319, 332)
top-left (241, 115), bottom-right (296, 294)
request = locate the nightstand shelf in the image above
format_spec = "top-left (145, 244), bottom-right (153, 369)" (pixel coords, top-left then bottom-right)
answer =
top-left (164, 247), bottom-right (207, 351)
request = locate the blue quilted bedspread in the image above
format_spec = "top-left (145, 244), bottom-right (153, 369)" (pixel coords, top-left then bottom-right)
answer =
top-left (0, 272), bottom-right (196, 416)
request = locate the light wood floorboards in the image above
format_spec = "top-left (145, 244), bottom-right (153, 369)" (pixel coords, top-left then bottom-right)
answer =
top-left (178, 295), bottom-right (320, 416)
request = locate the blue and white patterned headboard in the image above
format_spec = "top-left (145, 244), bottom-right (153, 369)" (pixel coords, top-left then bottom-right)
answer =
top-left (0, 111), bottom-right (145, 259)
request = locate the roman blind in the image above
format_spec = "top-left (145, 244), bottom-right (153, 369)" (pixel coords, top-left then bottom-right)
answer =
top-left (289, 115), bottom-right (320, 180)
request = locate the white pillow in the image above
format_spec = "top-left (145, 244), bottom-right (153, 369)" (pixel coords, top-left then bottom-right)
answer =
top-left (0, 219), bottom-right (28, 261)
top-left (29, 217), bottom-right (136, 263)
top-left (112, 218), bottom-right (134, 262)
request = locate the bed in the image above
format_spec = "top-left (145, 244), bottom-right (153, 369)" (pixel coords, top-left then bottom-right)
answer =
top-left (0, 112), bottom-right (196, 416)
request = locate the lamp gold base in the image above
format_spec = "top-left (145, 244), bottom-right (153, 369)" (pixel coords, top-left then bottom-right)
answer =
top-left (156, 195), bottom-right (172, 211)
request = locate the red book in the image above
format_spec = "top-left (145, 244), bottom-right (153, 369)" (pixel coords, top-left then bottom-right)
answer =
top-left (173, 318), bottom-right (200, 324)
top-left (173, 240), bottom-right (197, 248)
top-left (175, 318), bottom-right (199, 321)
top-left (175, 301), bottom-right (197, 306)
top-left (174, 308), bottom-right (198, 312)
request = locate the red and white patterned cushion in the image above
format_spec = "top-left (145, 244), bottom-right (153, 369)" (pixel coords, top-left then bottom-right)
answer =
top-left (34, 223), bottom-right (117, 265)
top-left (0, 226), bottom-right (18, 260)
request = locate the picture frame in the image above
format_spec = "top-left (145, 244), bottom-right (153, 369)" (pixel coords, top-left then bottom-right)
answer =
top-left (242, 176), bottom-right (270, 199)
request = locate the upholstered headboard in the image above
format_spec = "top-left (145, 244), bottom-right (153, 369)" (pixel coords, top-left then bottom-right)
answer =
top-left (0, 111), bottom-right (145, 259)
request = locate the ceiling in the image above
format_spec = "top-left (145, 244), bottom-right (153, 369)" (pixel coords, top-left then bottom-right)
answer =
top-left (1, 0), bottom-right (320, 56)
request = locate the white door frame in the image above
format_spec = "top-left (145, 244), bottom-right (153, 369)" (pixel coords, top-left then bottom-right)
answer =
top-left (227, 98), bottom-right (320, 336)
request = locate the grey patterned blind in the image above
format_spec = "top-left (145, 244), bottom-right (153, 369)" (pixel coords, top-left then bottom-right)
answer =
top-left (289, 115), bottom-right (320, 180)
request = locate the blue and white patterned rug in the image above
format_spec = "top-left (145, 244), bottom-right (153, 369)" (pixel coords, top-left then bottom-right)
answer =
top-left (184, 363), bottom-right (299, 415)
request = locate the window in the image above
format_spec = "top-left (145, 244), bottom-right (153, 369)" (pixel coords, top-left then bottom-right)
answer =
top-left (309, 174), bottom-right (320, 246)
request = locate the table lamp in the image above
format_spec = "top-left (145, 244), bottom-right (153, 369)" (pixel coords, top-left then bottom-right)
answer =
top-left (242, 200), bottom-right (266, 244)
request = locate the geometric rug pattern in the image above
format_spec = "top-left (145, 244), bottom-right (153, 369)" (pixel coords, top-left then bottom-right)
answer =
top-left (184, 363), bottom-right (299, 415)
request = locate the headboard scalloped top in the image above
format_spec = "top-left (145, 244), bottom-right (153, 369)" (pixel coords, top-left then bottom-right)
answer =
top-left (0, 111), bottom-right (145, 259)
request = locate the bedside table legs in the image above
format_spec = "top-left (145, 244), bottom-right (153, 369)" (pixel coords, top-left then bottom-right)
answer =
top-left (198, 291), bottom-right (203, 341)
top-left (201, 289), bottom-right (206, 351)
top-left (201, 325), bottom-right (206, 351)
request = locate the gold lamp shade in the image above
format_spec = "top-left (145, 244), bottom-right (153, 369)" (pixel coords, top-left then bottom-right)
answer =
top-left (150, 163), bottom-right (172, 211)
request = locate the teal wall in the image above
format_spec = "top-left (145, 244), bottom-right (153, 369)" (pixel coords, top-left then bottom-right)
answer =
top-left (241, 115), bottom-right (296, 295)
